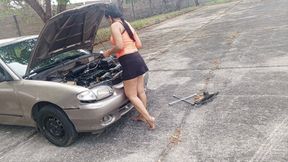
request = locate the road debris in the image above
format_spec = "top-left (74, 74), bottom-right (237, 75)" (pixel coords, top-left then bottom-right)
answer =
top-left (169, 128), bottom-right (181, 145)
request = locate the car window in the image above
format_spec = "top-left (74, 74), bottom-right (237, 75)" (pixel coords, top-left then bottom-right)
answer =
top-left (0, 39), bottom-right (37, 77)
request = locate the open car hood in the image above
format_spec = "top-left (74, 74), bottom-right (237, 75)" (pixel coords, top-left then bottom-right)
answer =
top-left (26, 3), bottom-right (106, 74)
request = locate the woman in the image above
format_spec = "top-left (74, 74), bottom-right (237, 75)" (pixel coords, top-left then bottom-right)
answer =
top-left (103, 4), bottom-right (155, 129)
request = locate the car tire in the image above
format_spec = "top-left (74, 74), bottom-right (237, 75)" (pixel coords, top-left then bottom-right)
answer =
top-left (37, 105), bottom-right (78, 147)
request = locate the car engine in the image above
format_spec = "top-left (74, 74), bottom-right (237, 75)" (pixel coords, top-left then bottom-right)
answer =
top-left (64, 56), bottom-right (123, 87)
top-left (32, 55), bottom-right (123, 88)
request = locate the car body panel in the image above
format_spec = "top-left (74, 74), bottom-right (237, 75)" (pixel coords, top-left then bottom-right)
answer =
top-left (0, 77), bottom-right (87, 125)
top-left (65, 86), bottom-right (130, 132)
top-left (0, 81), bottom-right (25, 125)
top-left (15, 79), bottom-right (86, 113)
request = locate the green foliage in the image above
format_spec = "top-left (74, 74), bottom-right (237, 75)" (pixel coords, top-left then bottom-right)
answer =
top-left (125, 0), bottom-right (140, 4)
top-left (0, 0), bottom-right (26, 16)
top-left (57, 0), bottom-right (70, 5)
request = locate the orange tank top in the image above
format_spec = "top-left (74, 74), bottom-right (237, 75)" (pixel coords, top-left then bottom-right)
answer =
top-left (110, 22), bottom-right (138, 58)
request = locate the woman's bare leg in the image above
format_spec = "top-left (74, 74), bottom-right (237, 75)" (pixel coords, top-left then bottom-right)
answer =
top-left (124, 77), bottom-right (155, 129)
top-left (137, 75), bottom-right (147, 108)
top-left (133, 75), bottom-right (147, 122)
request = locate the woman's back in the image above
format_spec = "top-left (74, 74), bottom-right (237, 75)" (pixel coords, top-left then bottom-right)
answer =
top-left (110, 21), bottom-right (141, 58)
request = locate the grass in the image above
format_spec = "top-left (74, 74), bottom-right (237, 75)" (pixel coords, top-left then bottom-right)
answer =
top-left (95, 0), bottom-right (236, 44)
top-left (95, 6), bottom-right (197, 44)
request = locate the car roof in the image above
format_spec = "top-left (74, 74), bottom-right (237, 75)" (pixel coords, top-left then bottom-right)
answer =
top-left (0, 35), bottom-right (38, 48)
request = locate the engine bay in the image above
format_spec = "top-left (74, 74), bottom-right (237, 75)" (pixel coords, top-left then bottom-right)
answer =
top-left (64, 56), bottom-right (123, 87)
top-left (31, 54), bottom-right (123, 88)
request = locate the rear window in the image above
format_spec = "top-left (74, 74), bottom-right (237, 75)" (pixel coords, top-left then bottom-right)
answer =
top-left (0, 38), bottom-right (37, 76)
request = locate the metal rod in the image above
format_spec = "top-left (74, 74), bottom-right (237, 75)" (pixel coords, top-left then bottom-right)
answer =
top-left (172, 95), bottom-right (195, 106)
top-left (168, 93), bottom-right (196, 106)
top-left (13, 15), bottom-right (21, 36)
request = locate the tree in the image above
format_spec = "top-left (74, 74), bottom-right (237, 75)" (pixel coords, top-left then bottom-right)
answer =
top-left (1, 0), bottom-right (70, 23)
top-left (57, 0), bottom-right (69, 13)
top-left (116, 0), bottom-right (124, 12)
top-left (162, 0), bottom-right (168, 11)
top-left (148, 0), bottom-right (153, 15)
top-left (176, 0), bottom-right (184, 10)
top-left (24, 0), bottom-right (48, 22)
top-left (194, 0), bottom-right (199, 6)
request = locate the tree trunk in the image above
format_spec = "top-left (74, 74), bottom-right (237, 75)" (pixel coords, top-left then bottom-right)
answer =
top-left (194, 0), bottom-right (199, 6)
top-left (131, 0), bottom-right (135, 19)
top-left (24, 0), bottom-right (47, 22)
top-left (149, 0), bottom-right (153, 16)
top-left (162, 0), bottom-right (168, 11)
top-left (117, 0), bottom-right (124, 12)
top-left (176, 0), bottom-right (184, 10)
top-left (57, 3), bottom-right (67, 13)
top-left (56, 0), bottom-right (68, 13)
top-left (45, 0), bottom-right (52, 20)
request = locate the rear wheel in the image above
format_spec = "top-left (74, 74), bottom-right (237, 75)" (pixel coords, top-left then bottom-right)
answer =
top-left (37, 105), bottom-right (78, 147)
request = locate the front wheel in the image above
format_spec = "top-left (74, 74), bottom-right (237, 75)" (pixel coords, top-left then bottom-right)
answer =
top-left (37, 105), bottom-right (78, 147)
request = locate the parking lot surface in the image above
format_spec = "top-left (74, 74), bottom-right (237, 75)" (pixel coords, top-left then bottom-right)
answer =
top-left (1, 0), bottom-right (288, 161)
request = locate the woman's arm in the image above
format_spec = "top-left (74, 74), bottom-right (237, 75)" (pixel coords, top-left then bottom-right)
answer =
top-left (103, 23), bottom-right (123, 57)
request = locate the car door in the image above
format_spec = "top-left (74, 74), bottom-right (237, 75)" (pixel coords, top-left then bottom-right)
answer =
top-left (0, 65), bottom-right (23, 123)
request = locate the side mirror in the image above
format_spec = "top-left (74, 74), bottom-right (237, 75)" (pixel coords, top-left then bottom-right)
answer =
top-left (0, 66), bottom-right (13, 82)
top-left (0, 75), bottom-right (6, 82)
top-left (0, 71), bottom-right (9, 82)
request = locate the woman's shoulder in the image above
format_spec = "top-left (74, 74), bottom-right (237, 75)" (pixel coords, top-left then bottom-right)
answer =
top-left (111, 21), bottom-right (122, 28)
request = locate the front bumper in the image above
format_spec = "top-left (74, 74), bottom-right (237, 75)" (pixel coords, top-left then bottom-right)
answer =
top-left (64, 88), bottom-right (133, 132)
top-left (64, 73), bottom-right (148, 132)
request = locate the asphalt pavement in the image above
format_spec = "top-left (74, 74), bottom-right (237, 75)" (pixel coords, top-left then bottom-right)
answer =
top-left (0, 0), bottom-right (288, 161)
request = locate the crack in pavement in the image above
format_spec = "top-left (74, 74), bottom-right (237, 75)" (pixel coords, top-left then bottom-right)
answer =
top-left (249, 115), bottom-right (288, 162)
top-left (157, 104), bottom-right (191, 162)
top-left (0, 130), bottom-right (37, 159)
top-left (149, 64), bottom-right (288, 72)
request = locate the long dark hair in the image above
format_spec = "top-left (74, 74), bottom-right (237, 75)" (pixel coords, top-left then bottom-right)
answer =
top-left (105, 4), bottom-right (135, 42)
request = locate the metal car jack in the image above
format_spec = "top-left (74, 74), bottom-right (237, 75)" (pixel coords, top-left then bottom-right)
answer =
top-left (169, 91), bottom-right (219, 106)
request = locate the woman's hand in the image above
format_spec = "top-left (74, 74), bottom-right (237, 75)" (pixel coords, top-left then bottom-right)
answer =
top-left (103, 49), bottom-right (111, 58)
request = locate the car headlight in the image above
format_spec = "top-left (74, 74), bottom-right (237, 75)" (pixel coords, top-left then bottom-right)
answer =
top-left (77, 86), bottom-right (114, 102)
top-left (91, 85), bottom-right (114, 100)
top-left (77, 90), bottom-right (97, 102)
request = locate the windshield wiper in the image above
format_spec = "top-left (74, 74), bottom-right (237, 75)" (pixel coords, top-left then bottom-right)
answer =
top-left (23, 61), bottom-right (62, 78)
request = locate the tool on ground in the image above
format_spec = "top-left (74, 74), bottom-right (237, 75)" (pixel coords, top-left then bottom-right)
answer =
top-left (168, 93), bottom-right (197, 106)
top-left (172, 95), bottom-right (195, 106)
top-left (169, 91), bottom-right (219, 106)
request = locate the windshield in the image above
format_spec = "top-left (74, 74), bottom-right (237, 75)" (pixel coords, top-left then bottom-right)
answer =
top-left (0, 38), bottom-right (88, 77)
